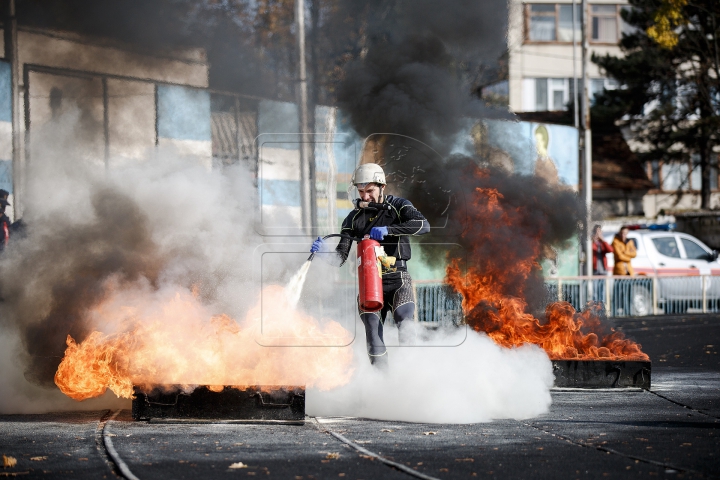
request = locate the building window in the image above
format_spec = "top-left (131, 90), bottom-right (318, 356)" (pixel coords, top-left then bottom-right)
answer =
top-left (691, 155), bottom-right (719, 190)
top-left (650, 161), bottom-right (660, 188)
top-left (525, 77), bottom-right (616, 112)
top-left (648, 158), bottom-right (720, 192)
top-left (590, 4), bottom-right (633, 43)
top-left (535, 78), bottom-right (548, 110)
top-left (549, 78), bottom-right (568, 110)
top-left (661, 162), bottom-right (690, 191)
top-left (526, 4), bottom-right (582, 43)
top-left (529, 4), bottom-right (556, 41)
top-left (558, 4), bottom-right (582, 41)
top-left (591, 5), bottom-right (617, 42)
top-left (526, 4), bottom-right (632, 44)
top-left (589, 78), bottom-right (619, 103)
top-left (532, 78), bottom-right (570, 111)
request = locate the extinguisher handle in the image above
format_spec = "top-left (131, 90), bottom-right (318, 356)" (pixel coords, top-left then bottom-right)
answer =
top-left (307, 233), bottom-right (363, 261)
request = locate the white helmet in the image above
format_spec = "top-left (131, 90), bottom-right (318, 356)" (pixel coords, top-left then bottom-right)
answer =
top-left (351, 163), bottom-right (386, 186)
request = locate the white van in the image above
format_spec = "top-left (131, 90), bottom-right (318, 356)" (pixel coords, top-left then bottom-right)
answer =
top-left (602, 229), bottom-right (720, 314)
top-left (603, 230), bottom-right (720, 276)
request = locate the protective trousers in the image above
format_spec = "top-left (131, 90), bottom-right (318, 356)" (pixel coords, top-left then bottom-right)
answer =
top-left (359, 270), bottom-right (415, 368)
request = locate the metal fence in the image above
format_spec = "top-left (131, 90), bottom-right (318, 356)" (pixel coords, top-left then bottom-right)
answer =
top-left (414, 283), bottom-right (464, 325)
top-left (548, 275), bottom-right (720, 316)
top-left (415, 275), bottom-right (720, 321)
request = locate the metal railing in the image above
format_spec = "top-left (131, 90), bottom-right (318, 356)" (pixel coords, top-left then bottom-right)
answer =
top-left (547, 275), bottom-right (720, 317)
top-left (414, 275), bottom-right (720, 321)
top-left (414, 283), bottom-right (463, 325)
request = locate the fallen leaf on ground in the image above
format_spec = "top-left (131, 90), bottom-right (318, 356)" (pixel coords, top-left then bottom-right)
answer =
top-left (229, 462), bottom-right (248, 469)
top-left (2, 456), bottom-right (17, 468)
top-left (455, 458), bottom-right (474, 462)
top-left (326, 453), bottom-right (340, 460)
top-left (422, 432), bottom-right (438, 436)
top-left (354, 440), bottom-right (371, 444)
top-left (381, 429), bottom-right (394, 432)
top-left (29, 457), bottom-right (47, 462)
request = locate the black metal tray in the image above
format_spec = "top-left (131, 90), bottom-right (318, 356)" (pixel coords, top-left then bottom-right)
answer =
top-left (132, 385), bottom-right (305, 422)
top-left (552, 360), bottom-right (651, 389)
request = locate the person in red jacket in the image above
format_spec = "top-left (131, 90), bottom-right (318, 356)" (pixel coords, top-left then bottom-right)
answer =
top-left (0, 198), bottom-right (10, 252)
top-left (592, 224), bottom-right (613, 275)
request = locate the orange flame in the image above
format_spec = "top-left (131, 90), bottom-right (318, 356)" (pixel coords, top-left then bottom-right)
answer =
top-left (446, 181), bottom-right (649, 361)
top-left (54, 284), bottom-right (354, 400)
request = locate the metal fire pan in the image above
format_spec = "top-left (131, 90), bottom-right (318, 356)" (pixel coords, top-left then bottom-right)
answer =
top-left (552, 360), bottom-right (651, 389)
top-left (132, 385), bottom-right (305, 424)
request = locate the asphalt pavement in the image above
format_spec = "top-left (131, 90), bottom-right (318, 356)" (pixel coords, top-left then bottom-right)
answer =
top-left (1, 314), bottom-right (718, 479)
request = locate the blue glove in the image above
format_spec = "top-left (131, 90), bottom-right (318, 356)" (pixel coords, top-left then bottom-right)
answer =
top-left (369, 226), bottom-right (388, 241)
top-left (310, 236), bottom-right (323, 254)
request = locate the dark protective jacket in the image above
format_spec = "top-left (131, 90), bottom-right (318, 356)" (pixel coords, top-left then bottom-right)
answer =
top-left (335, 195), bottom-right (430, 265)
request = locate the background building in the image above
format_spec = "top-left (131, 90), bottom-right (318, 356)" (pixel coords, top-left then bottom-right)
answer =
top-left (0, 25), bottom-right (211, 221)
top-left (507, 0), bottom-right (627, 114)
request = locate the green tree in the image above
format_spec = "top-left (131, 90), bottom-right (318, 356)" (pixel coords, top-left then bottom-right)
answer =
top-left (593, 0), bottom-right (720, 208)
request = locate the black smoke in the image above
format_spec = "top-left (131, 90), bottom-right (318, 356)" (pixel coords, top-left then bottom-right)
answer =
top-left (0, 187), bottom-right (162, 386)
top-left (333, 0), bottom-right (584, 314)
top-left (335, 0), bottom-right (509, 148)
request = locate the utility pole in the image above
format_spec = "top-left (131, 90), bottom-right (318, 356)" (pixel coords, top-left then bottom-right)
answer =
top-left (4, 0), bottom-right (21, 220)
top-left (295, 0), bottom-right (316, 233)
top-left (580, 0), bottom-right (593, 276)
top-left (572, 0), bottom-right (578, 130)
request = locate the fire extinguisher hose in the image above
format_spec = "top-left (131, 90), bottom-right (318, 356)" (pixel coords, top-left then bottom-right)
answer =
top-left (307, 233), bottom-right (362, 261)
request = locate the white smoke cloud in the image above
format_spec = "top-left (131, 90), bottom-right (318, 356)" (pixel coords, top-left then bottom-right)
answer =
top-left (307, 321), bottom-right (554, 423)
top-left (0, 108), bottom-right (270, 413)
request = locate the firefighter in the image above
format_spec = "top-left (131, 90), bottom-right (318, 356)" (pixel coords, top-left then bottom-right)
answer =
top-left (309, 163), bottom-right (430, 368)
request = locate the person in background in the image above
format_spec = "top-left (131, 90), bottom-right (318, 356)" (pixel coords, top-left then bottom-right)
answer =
top-left (592, 225), bottom-right (613, 276)
top-left (612, 226), bottom-right (637, 276)
top-left (0, 197), bottom-right (11, 252)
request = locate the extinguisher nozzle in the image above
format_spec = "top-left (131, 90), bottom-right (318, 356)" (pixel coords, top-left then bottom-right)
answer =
top-left (307, 252), bottom-right (315, 262)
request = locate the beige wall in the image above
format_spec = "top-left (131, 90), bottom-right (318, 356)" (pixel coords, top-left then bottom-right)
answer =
top-left (508, 0), bottom-right (627, 112)
top-left (0, 27), bottom-right (210, 217)
top-left (643, 193), bottom-right (720, 218)
top-left (12, 28), bottom-right (208, 87)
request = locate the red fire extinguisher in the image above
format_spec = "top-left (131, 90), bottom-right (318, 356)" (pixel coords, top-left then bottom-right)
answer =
top-left (308, 234), bottom-right (384, 312)
top-left (357, 239), bottom-right (383, 312)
